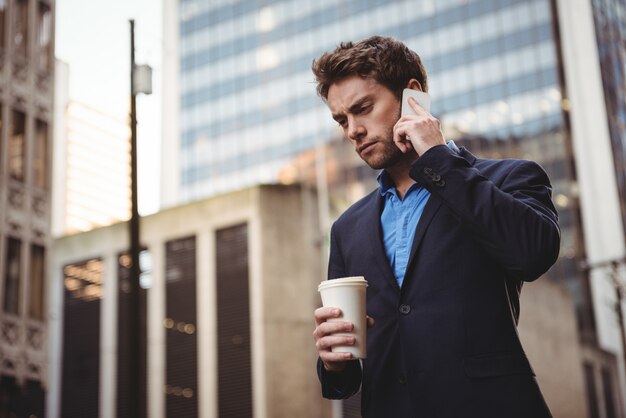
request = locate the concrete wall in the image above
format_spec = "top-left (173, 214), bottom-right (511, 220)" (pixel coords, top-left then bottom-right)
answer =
top-left (519, 279), bottom-right (587, 418)
top-left (258, 186), bottom-right (327, 418)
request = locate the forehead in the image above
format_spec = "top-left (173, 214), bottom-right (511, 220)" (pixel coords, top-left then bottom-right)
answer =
top-left (327, 76), bottom-right (389, 113)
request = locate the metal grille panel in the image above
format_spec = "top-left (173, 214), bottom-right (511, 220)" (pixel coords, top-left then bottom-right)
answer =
top-left (165, 236), bottom-right (198, 417)
top-left (60, 258), bottom-right (103, 418)
top-left (216, 223), bottom-right (252, 418)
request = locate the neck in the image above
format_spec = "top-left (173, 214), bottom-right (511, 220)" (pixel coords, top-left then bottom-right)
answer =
top-left (385, 154), bottom-right (418, 200)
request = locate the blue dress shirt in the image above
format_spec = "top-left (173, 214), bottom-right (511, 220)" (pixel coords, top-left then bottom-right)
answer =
top-left (378, 141), bottom-right (459, 287)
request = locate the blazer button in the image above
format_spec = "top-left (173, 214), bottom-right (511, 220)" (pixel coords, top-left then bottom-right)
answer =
top-left (399, 374), bottom-right (407, 384)
top-left (399, 304), bottom-right (411, 314)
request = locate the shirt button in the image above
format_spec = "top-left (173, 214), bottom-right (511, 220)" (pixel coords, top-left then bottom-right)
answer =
top-left (399, 374), bottom-right (407, 384)
top-left (399, 304), bottom-right (411, 314)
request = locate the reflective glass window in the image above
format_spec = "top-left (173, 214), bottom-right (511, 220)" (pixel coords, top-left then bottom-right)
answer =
top-left (0, 0), bottom-right (6, 49)
top-left (34, 119), bottom-right (48, 189)
top-left (29, 244), bottom-right (45, 319)
top-left (9, 110), bottom-right (26, 182)
top-left (13, 0), bottom-right (28, 57)
top-left (38, 2), bottom-right (52, 70)
top-left (4, 237), bottom-right (21, 314)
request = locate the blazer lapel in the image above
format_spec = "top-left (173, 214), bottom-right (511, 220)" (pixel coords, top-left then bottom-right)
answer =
top-left (405, 196), bottom-right (442, 274)
top-left (362, 192), bottom-right (399, 289)
top-left (405, 146), bottom-right (477, 275)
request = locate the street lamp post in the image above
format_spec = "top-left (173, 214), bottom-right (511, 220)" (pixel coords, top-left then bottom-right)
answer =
top-left (129, 19), bottom-right (152, 418)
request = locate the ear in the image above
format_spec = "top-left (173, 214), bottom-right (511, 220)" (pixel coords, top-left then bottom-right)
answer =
top-left (406, 78), bottom-right (423, 91)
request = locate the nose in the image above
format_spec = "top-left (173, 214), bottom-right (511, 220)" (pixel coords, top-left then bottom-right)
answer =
top-left (347, 116), bottom-right (366, 141)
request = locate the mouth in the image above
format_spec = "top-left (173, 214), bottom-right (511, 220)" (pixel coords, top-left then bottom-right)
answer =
top-left (357, 142), bottom-right (376, 155)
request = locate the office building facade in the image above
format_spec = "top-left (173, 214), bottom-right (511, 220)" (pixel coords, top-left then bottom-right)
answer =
top-left (0, 0), bottom-right (55, 416)
top-left (162, 0), bottom-right (626, 415)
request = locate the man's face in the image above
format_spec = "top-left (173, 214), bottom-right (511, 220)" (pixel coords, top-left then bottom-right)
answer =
top-left (327, 75), bottom-right (404, 170)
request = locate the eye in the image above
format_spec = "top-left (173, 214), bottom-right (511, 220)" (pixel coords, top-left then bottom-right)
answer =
top-left (336, 118), bottom-right (347, 128)
top-left (355, 104), bottom-right (371, 115)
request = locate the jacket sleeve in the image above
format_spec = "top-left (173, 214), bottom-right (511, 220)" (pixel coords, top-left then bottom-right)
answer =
top-left (328, 223), bottom-right (347, 280)
top-left (410, 145), bottom-right (561, 281)
top-left (317, 358), bottom-right (362, 399)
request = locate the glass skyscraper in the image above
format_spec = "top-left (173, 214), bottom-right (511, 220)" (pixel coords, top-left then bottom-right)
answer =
top-left (162, 0), bottom-right (626, 415)
top-left (175, 0), bottom-right (565, 197)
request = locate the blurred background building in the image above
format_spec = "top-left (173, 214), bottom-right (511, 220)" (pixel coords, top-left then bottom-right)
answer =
top-left (48, 185), bottom-right (325, 418)
top-left (0, 0), bottom-right (617, 417)
top-left (52, 59), bottom-right (131, 237)
top-left (0, 0), bottom-right (54, 416)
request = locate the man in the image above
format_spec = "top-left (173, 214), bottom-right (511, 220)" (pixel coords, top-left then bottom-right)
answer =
top-left (311, 36), bottom-right (559, 418)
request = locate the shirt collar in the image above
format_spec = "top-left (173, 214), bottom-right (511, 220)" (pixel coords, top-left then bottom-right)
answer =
top-left (447, 139), bottom-right (461, 154)
top-left (377, 170), bottom-right (396, 196)
top-left (377, 140), bottom-right (460, 196)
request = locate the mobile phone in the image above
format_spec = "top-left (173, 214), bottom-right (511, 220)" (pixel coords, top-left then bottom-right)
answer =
top-left (401, 88), bottom-right (431, 115)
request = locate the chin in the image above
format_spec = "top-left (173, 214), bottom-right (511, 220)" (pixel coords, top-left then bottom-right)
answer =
top-left (360, 155), bottom-right (382, 169)
top-left (363, 154), bottom-right (402, 170)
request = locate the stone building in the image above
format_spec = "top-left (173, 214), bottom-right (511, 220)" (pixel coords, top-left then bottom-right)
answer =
top-left (0, 0), bottom-right (55, 416)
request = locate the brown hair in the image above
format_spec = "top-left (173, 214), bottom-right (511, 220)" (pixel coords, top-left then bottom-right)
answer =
top-left (312, 35), bottom-right (428, 100)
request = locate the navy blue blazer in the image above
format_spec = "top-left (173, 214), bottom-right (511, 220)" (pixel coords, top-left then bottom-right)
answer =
top-left (318, 145), bottom-right (560, 418)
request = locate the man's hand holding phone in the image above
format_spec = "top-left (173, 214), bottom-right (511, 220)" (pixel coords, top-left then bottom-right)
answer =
top-left (394, 88), bottom-right (445, 156)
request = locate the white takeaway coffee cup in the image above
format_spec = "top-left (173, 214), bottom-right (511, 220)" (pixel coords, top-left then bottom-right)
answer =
top-left (318, 276), bottom-right (368, 359)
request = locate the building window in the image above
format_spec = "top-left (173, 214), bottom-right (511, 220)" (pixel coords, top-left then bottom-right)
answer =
top-left (0, 376), bottom-right (45, 417)
top-left (29, 244), bottom-right (45, 319)
top-left (34, 119), bottom-right (48, 189)
top-left (61, 258), bottom-right (103, 417)
top-left (0, 0), bottom-right (6, 50)
top-left (3, 237), bottom-right (21, 314)
top-left (601, 367), bottom-right (617, 418)
top-left (37, 1), bottom-right (51, 70)
top-left (13, 0), bottom-right (28, 58)
top-left (0, 105), bottom-right (3, 174)
top-left (584, 362), bottom-right (600, 418)
top-left (9, 110), bottom-right (26, 182)
top-left (216, 224), bottom-right (252, 417)
top-left (165, 237), bottom-right (198, 417)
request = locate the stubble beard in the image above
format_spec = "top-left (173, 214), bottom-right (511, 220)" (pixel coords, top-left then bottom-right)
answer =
top-left (359, 127), bottom-right (404, 170)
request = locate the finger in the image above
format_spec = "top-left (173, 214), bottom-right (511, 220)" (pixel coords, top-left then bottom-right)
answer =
top-left (313, 320), bottom-right (354, 340)
top-left (314, 306), bottom-right (342, 325)
top-left (393, 124), bottom-right (411, 153)
top-left (316, 334), bottom-right (356, 352)
top-left (408, 96), bottom-right (428, 115)
top-left (366, 316), bottom-right (376, 328)
top-left (320, 351), bottom-right (353, 366)
top-left (395, 139), bottom-right (409, 153)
